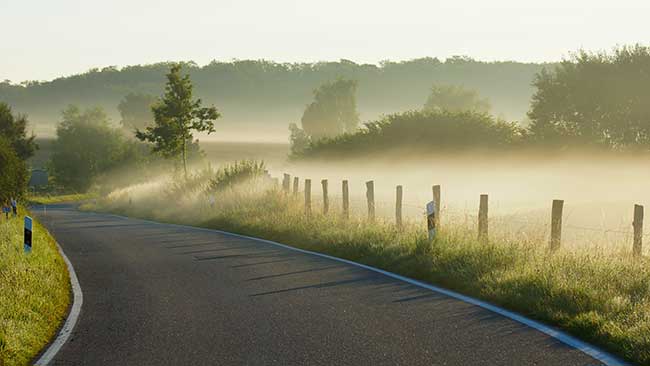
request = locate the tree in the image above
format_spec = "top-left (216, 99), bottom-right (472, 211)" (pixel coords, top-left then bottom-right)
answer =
top-left (300, 78), bottom-right (359, 140)
top-left (288, 123), bottom-right (310, 155)
top-left (0, 102), bottom-right (38, 159)
top-left (49, 105), bottom-right (141, 191)
top-left (527, 45), bottom-right (650, 149)
top-left (423, 84), bottom-right (491, 113)
top-left (118, 93), bottom-right (157, 132)
top-left (136, 64), bottom-right (220, 179)
top-left (0, 136), bottom-right (28, 200)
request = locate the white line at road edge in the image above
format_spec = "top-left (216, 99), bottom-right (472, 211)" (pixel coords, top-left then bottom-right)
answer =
top-left (103, 211), bottom-right (629, 366)
top-left (34, 234), bottom-right (83, 365)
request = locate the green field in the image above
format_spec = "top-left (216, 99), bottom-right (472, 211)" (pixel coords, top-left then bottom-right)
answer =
top-left (0, 207), bottom-right (70, 366)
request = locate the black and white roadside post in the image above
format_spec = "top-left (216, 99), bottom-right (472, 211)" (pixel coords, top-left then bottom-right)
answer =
top-left (426, 201), bottom-right (436, 241)
top-left (24, 216), bottom-right (33, 253)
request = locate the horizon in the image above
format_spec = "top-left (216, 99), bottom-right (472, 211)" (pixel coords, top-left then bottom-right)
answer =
top-left (2, 55), bottom-right (555, 85)
top-left (3, 0), bottom-right (650, 83)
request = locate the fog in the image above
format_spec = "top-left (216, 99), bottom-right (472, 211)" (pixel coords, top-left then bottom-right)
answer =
top-left (98, 146), bottom-right (649, 256)
top-left (194, 147), bottom-right (650, 253)
top-left (4, 58), bottom-right (542, 145)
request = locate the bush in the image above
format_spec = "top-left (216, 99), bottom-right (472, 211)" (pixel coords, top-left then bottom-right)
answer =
top-left (293, 110), bottom-right (522, 159)
top-left (207, 160), bottom-right (266, 192)
top-left (163, 167), bottom-right (214, 200)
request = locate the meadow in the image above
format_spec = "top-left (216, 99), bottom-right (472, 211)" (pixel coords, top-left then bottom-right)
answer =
top-left (85, 159), bottom-right (650, 365)
top-left (0, 207), bottom-right (70, 366)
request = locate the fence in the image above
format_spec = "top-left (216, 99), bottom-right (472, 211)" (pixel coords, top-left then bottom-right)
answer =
top-left (275, 172), bottom-right (647, 258)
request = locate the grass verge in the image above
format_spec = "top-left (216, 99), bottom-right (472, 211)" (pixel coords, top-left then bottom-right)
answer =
top-left (27, 193), bottom-right (96, 205)
top-left (0, 207), bottom-right (71, 366)
top-left (86, 186), bottom-right (650, 365)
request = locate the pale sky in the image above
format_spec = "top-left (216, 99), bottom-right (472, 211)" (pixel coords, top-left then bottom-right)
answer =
top-left (2, 0), bottom-right (649, 82)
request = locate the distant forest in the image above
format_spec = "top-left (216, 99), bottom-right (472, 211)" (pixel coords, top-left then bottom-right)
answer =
top-left (0, 58), bottom-right (549, 141)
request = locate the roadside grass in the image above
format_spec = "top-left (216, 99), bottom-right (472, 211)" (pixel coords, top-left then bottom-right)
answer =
top-left (0, 207), bottom-right (70, 366)
top-left (86, 185), bottom-right (650, 365)
top-left (27, 192), bottom-right (96, 205)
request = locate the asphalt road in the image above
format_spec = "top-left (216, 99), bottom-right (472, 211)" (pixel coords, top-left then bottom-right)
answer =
top-left (36, 204), bottom-right (606, 366)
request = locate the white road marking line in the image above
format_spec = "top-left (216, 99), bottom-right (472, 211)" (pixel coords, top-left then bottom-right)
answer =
top-left (34, 229), bottom-right (83, 366)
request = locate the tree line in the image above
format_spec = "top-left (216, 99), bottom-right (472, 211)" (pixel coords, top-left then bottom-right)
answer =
top-left (0, 58), bottom-right (546, 135)
top-left (292, 45), bottom-right (650, 158)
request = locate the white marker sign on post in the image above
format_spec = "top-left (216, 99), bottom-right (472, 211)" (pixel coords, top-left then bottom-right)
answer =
top-left (24, 216), bottom-right (33, 253)
top-left (426, 201), bottom-right (436, 241)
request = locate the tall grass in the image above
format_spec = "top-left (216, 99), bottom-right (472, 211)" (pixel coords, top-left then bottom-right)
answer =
top-left (207, 160), bottom-right (266, 192)
top-left (27, 192), bottom-right (96, 205)
top-left (85, 169), bottom-right (650, 365)
top-left (0, 207), bottom-right (70, 365)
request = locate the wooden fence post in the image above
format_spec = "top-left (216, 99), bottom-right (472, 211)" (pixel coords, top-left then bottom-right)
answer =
top-left (304, 179), bottom-right (311, 214)
top-left (633, 204), bottom-right (644, 258)
top-left (396, 185), bottom-right (403, 228)
top-left (293, 177), bottom-right (299, 196)
top-left (432, 185), bottom-right (441, 228)
top-left (426, 201), bottom-right (436, 241)
top-left (342, 180), bottom-right (349, 220)
top-left (366, 180), bottom-right (375, 222)
top-left (550, 200), bottom-right (564, 251)
top-left (282, 173), bottom-right (291, 193)
top-left (322, 179), bottom-right (329, 214)
top-left (478, 194), bottom-right (488, 241)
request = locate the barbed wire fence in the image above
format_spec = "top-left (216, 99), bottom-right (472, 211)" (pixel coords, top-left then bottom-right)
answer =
top-left (273, 172), bottom-right (648, 257)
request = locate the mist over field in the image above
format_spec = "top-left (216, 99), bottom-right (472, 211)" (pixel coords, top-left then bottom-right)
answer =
top-left (0, 59), bottom-right (545, 141)
top-left (64, 135), bottom-right (646, 257)
top-left (197, 147), bottom-right (646, 252)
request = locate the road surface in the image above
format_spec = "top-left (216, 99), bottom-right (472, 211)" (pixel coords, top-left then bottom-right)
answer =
top-left (36, 204), bottom-right (607, 365)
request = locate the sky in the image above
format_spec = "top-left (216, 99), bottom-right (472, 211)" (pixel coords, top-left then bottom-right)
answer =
top-left (2, 0), bottom-right (650, 82)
